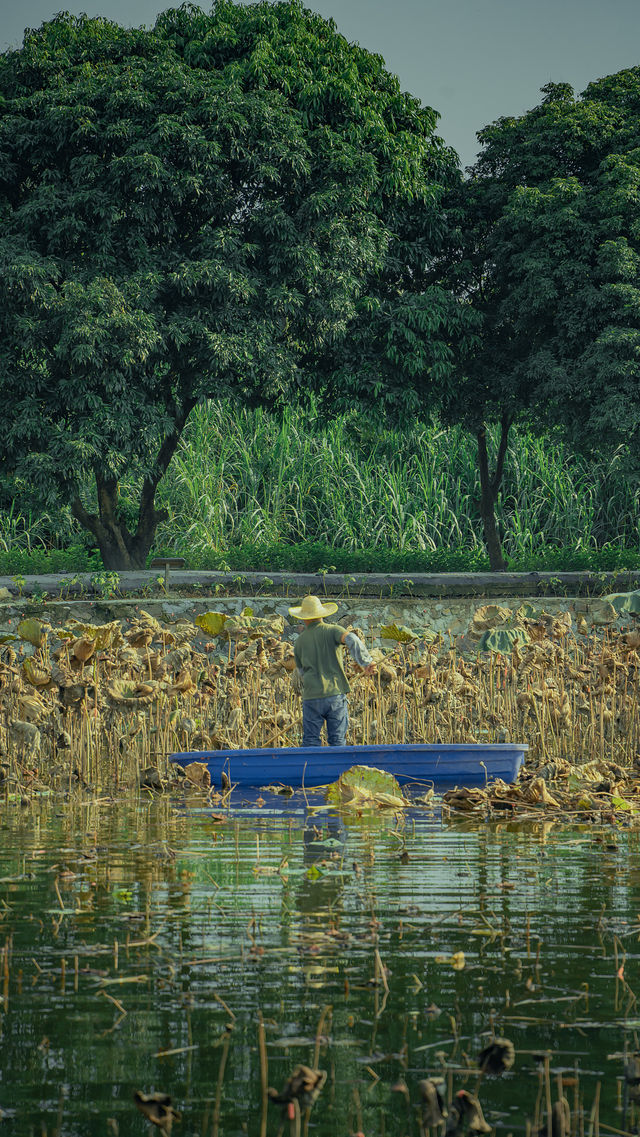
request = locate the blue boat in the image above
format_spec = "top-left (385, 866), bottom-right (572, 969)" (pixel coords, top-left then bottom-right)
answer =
top-left (169, 742), bottom-right (527, 790)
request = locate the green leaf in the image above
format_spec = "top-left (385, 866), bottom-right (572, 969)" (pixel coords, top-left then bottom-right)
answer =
top-left (194, 612), bottom-right (228, 637)
top-left (380, 623), bottom-right (416, 643)
top-left (476, 626), bottom-right (529, 653)
top-left (325, 764), bottom-right (408, 809)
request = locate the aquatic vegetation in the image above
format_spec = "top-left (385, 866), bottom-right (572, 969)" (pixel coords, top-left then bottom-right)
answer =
top-left (2, 597), bottom-right (640, 804)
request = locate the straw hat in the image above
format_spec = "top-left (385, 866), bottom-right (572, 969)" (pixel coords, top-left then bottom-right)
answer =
top-left (288, 595), bottom-right (338, 620)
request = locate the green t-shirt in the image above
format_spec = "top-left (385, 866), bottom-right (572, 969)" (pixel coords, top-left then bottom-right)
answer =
top-left (293, 621), bottom-right (349, 700)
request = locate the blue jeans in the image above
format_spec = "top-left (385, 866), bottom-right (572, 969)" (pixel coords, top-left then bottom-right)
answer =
top-left (302, 695), bottom-right (349, 747)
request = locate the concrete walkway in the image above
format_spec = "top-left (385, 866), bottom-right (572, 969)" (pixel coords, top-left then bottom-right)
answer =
top-left (1, 567), bottom-right (639, 601)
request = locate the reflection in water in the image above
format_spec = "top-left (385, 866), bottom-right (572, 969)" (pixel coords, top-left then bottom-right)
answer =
top-left (0, 794), bottom-right (637, 1136)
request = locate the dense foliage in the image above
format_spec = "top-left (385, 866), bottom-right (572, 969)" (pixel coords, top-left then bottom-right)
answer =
top-left (453, 72), bottom-right (640, 567)
top-left (0, 0), bottom-right (469, 569)
top-left (3, 404), bottom-right (640, 576)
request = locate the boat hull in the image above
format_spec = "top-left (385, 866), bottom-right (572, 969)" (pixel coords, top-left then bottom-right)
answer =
top-left (169, 743), bottom-right (527, 789)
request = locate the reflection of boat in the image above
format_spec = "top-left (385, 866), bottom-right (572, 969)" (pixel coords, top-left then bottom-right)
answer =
top-left (169, 743), bottom-right (527, 789)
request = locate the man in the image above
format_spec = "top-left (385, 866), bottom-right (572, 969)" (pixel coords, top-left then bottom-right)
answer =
top-left (289, 595), bottom-right (376, 747)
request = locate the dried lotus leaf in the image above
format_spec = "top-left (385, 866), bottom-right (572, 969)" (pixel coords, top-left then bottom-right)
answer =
top-left (380, 623), bottom-right (416, 643)
top-left (137, 610), bottom-right (165, 632)
top-left (442, 787), bottom-right (487, 811)
top-left (21, 659), bottom-right (51, 688)
top-left (126, 628), bottom-right (154, 649)
top-left (17, 618), bottom-right (47, 648)
top-left (590, 601), bottom-right (617, 626)
top-left (378, 663), bottom-right (397, 687)
top-left (164, 624), bottom-right (196, 646)
top-left (107, 679), bottom-right (155, 705)
top-left (61, 620), bottom-right (124, 650)
top-left (325, 765), bottom-right (408, 809)
top-left (471, 605), bottom-right (513, 635)
top-left (17, 694), bottom-right (46, 721)
top-left (172, 668), bottom-right (197, 693)
top-left (224, 613), bottom-right (285, 641)
top-left (61, 683), bottom-right (89, 706)
top-left (72, 637), bottom-right (96, 662)
top-left (522, 778), bottom-right (560, 807)
top-left (183, 761), bottom-right (211, 789)
top-left (50, 662), bottom-right (72, 687)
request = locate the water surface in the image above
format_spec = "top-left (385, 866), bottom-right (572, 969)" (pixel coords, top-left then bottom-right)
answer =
top-left (0, 791), bottom-right (637, 1135)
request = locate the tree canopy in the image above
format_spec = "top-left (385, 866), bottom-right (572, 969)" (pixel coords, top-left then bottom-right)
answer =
top-left (452, 71), bottom-right (640, 568)
top-left (0, 0), bottom-right (467, 567)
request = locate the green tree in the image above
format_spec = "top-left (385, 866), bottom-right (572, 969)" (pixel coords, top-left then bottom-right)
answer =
top-left (0, 0), bottom-right (465, 569)
top-left (448, 72), bottom-right (640, 570)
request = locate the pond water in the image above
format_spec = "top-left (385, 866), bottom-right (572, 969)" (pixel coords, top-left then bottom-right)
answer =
top-left (0, 791), bottom-right (638, 1137)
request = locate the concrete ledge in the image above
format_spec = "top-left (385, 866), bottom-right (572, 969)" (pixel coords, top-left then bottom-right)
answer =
top-left (1, 568), bottom-right (639, 601)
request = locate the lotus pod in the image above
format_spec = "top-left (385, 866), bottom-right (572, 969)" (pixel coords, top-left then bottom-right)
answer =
top-left (72, 637), bottom-right (96, 663)
top-left (22, 659), bottom-right (51, 688)
top-left (17, 618), bottom-right (47, 648)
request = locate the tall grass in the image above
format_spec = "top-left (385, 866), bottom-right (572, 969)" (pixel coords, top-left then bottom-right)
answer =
top-left (153, 401), bottom-right (640, 559)
top-left (2, 401), bottom-right (640, 569)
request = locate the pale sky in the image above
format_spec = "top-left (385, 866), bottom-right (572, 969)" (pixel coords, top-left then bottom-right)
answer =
top-left (1, 0), bottom-right (638, 169)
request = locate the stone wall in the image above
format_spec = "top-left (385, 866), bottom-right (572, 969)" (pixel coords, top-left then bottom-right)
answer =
top-left (0, 592), bottom-right (608, 651)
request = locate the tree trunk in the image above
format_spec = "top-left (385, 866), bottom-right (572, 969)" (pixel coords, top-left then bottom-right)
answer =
top-left (476, 416), bottom-right (511, 572)
top-left (71, 476), bottom-right (165, 570)
top-left (70, 402), bottom-right (195, 570)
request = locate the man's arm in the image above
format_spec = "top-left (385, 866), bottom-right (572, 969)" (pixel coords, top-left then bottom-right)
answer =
top-left (341, 630), bottom-right (376, 675)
